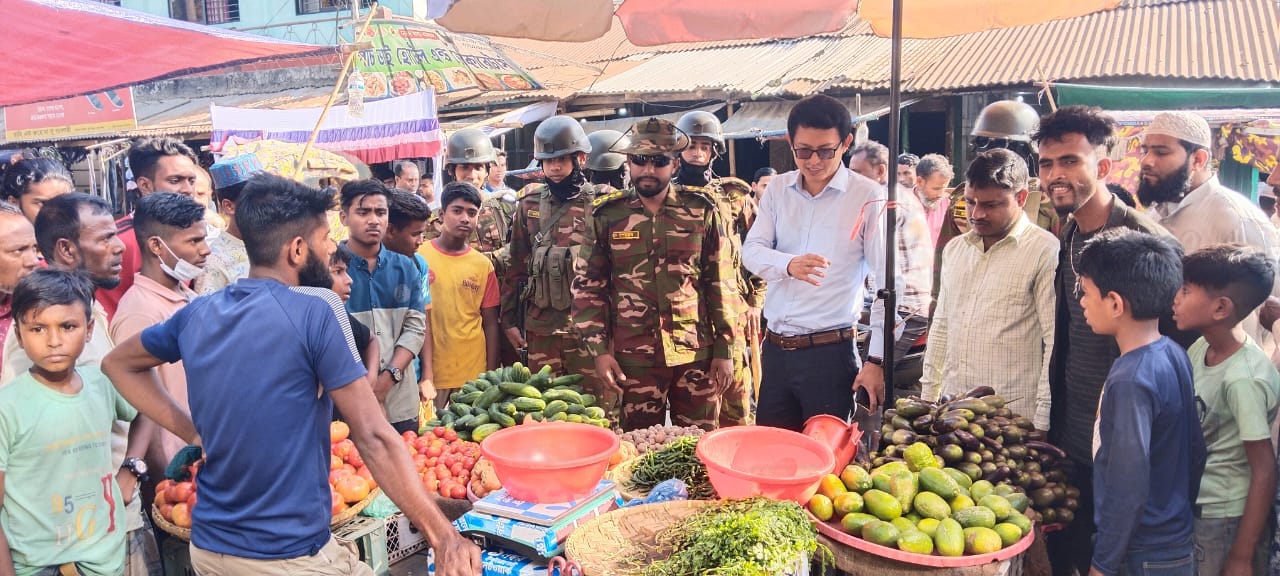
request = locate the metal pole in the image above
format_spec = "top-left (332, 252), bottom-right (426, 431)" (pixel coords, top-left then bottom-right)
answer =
top-left (881, 0), bottom-right (903, 406)
top-left (293, 6), bottom-right (378, 177)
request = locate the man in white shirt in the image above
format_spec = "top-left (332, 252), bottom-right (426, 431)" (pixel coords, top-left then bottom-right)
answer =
top-left (1139, 111), bottom-right (1280, 347)
top-left (921, 149), bottom-right (1058, 431)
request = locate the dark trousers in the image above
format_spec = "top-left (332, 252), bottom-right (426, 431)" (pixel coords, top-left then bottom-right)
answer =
top-left (391, 418), bottom-right (419, 435)
top-left (757, 338), bottom-right (857, 432)
top-left (1047, 459), bottom-right (1096, 576)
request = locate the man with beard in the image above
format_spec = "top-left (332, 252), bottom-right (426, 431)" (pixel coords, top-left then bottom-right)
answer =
top-left (674, 110), bottom-right (763, 426)
top-left (502, 116), bottom-right (606, 411)
top-left (1139, 111), bottom-right (1280, 342)
top-left (339, 179), bottom-right (427, 434)
top-left (921, 149), bottom-right (1058, 433)
top-left (16, 193), bottom-right (161, 575)
top-left (1032, 106), bottom-right (1171, 576)
top-left (573, 117), bottom-right (736, 431)
top-left (585, 129), bottom-right (631, 190)
top-left (0, 203), bottom-right (41, 369)
top-left (103, 173), bottom-right (482, 576)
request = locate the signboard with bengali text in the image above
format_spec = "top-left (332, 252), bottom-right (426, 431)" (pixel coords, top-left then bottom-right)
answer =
top-left (4, 88), bottom-right (137, 142)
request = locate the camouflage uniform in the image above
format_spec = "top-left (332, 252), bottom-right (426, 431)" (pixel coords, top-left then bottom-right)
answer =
top-left (501, 182), bottom-right (603, 409)
top-left (572, 185), bottom-right (738, 431)
top-left (691, 175), bottom-right (765, 426)
top-left (933, 178), bottom-right (1056, 300)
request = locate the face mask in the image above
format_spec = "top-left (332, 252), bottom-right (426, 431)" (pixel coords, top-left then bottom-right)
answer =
top-left (676, 161), bottom-right (711, 187)
top-left (155, 237), bottom-right (204, 283)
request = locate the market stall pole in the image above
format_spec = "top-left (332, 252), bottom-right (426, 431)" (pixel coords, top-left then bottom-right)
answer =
top-left (880, 0), bottom-right (904, 407)
top-left (293, 9), bottom-right (378, 177)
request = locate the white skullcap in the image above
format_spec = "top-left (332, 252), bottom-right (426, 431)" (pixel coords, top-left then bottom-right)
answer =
top-left (1143, 111), bottom-right (1212, 149)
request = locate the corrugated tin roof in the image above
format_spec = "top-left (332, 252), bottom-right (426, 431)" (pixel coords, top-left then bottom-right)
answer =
top-left (910, 0), bottom-right (1279, 91)
top-left (575, 0), bottom-right (1277, 98)
top-left (493, 17), bottom-right (782, 68)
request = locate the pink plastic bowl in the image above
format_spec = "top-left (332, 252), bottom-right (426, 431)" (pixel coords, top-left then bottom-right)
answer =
top-left (479, 422), bottom-right (619, 503)
top-left (697, 426), bottom-right (836, 504)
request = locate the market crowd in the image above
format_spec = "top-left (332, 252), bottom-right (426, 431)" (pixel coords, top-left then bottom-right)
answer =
top-left (0, 94), bottom-right (1278, 576)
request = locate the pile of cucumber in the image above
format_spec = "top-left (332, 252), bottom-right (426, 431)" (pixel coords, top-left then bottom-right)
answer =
top-left (424, 363), bottom-right (610, 442)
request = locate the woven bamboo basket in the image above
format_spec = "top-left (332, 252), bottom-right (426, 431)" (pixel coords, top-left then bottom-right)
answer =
top-left (565, 499), bottom-right (716, 575)
top-left (152, 487), bottom-right (382, 542)
top-left (603, 457), bottom-right (649, 502)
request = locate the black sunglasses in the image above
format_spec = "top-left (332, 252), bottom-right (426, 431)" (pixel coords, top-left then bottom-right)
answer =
top-left (629, 154), bottom-right (674, 167)
top-left (793, 147), bottom-right (840, 160)
top-left (972, 136), bottom-right (1016, 151)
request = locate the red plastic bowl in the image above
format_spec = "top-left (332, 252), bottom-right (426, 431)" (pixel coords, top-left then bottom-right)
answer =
top-left (696, 426), bottom-right (835, 504)
top-left (479, 422), bottom-right (619, 503)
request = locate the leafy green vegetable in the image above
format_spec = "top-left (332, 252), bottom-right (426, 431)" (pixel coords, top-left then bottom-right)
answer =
top-left (638, 498), bottom-right (831, 576)
top-left (627, 435), bottom-right (716, 500)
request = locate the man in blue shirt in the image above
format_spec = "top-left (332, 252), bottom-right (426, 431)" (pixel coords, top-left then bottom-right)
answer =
top-left (102, 173), bottom-right (480, 575)
top-left (339, 179), bottom-right (428, 434)
top-left (742, 94), bottom-right (900, 430)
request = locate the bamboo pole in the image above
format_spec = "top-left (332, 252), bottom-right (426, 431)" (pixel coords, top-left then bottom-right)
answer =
top-left (292, 5), bottom-right (379, 178)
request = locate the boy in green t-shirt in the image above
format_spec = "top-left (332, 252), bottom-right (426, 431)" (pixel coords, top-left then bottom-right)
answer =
top-left (0, 270), bottom-right (147, 576)
top-left (1173, 244), bottom-right (1280, 576)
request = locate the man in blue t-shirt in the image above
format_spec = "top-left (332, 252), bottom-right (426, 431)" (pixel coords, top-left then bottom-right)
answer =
top-left (102, 173), bottom-right (481, 575)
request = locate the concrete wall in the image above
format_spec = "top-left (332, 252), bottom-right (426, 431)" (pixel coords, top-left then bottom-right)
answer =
top-left (120, 0), bottom-right (417, 44)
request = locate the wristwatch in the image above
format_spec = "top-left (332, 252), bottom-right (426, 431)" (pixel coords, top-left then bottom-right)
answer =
top-left (383, 366), bottom-right (404, 384)
top-left (121, 457), bottom-right (150, 483)
top-left (866, 356), bottom-right (884, 366)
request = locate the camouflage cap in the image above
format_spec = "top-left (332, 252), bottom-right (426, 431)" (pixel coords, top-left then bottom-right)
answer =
top-left (617, 118), bottom-right (689, 156)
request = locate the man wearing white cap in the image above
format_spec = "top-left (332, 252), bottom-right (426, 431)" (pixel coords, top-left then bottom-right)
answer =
top-left (197, 154), bottom-right (263, 294)
top-left (1139, 111), bottom-right (1280, 261)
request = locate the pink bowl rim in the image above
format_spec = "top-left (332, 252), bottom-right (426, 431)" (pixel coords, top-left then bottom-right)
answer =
top-left (480, 422), bottom-right (620, 471)
top-left (696, 426), bottom-right (835, 484)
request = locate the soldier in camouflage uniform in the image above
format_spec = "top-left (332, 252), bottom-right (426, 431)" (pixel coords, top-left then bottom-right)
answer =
top-left (501, 116), bottom-right (605, 409)
top-left (585, 129), bottom-right (631, 191)
top-left (673, 111), bottom-right (764, 426)
top-left (934, 100), bottom-right (1058, 300)
top-left (572, 118), bottom-right (737, 431)
top-left (424, 128), bottom-right (511, 270)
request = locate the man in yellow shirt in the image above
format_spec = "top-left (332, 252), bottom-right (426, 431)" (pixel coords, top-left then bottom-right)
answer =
top-left (419, 182), bottom-right (500, 411)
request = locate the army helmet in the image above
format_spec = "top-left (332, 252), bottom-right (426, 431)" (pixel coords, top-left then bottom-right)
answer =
top-left (676, 110), bottom-right (725, 154)
top-left (533, 116), bottom-right (592, 160)
top-left (585, 129), bottom-right (631, 172)
top-left (446, 128), bottom-right (497, 165)
top-left (971, 100), bottom-right (1040, 143)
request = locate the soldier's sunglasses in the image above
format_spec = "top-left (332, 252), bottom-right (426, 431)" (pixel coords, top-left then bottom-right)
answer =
top-left (629, 154), bottom-right (674, 167)
top-left (793, 147), bottom-right (840, 160)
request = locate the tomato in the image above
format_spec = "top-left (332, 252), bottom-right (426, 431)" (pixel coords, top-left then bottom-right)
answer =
top-left (433, 427), bottom-right (447, 438)
top-left (426, 457), bottom-right (438, 467)
top-left (331, 455), bottom-right (344, 470)
top-left (167, 482), bottom-right (195, 505)
top-left (402, 430), bottom-right (419, 442)
top-left (438, 482), bottom-right (453, 499)
top-left (330, 469), bottom-right (352, 485)
top-left (462, 457), bottom-right (476, 470)
top-left (450, 484), bottom-right (467, 499)
top-left (443, 429), bottom-right (458, 442)
top-left (348, 452), bottom-right (365, 469)
top-left (450, 463), bottom-right (464, 477)
top-left (422, 475), bottom-right (439, 493)
top-left (434, 464), bottom-right (451, 479)
top-left (426, 444), bottom-right (443, 458)
top-left (331, 421), bottom-right (351, 444)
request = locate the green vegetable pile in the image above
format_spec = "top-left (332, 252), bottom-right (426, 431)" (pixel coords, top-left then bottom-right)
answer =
top-left (626, 435), bottom-right (716, 500)
top-left (423, 362), bottom-right (611, 442)
top-left (638, 498), bottom-right (831, 576)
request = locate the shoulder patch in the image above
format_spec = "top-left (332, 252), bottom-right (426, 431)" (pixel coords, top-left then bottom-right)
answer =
top-left (715, 176), bottom-right (752, 196)
top-left (592, 189), bottom-right (627, 207)
top-left (677, 185), bottom-right (717, 208)
top-left (518, 183), bottom-right (545, 201)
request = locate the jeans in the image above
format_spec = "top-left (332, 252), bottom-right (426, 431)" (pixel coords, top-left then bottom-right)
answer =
top-left (1195, 515), bottom-right (1270, 576)
top-left (757, 337), bottom-right (857, 432)
top-left (1121, 542), bottom-right (1195, 576)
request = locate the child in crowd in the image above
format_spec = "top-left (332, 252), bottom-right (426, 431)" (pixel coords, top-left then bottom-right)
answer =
top-left (326, 245), bottom-right (378, 421)
top-left (1076, 229), bottom-right (1205, 576)
top-left (418, 182), bottom-right (499, 412)
top-left (1173, 244), bottom-right (1278, 576)
top-left (0, 270), bottom-right (146, 576)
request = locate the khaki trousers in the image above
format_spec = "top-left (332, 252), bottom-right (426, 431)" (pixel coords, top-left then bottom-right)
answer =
top-left (190, 536), bottom-right (372, 576)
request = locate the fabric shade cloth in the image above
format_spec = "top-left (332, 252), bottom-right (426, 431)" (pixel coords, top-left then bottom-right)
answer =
top-left (210, 90), bottom-right (444, 165)
top-left (428, 0), bottom-right (1121, 45)
top-left (0, 0), bottom-right (333, 107)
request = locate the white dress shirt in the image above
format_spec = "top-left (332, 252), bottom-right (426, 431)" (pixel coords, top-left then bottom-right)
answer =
top-left (742, 167), bottom-right (902, 357)
top-left (921, 214), bottom-right (1059, 430)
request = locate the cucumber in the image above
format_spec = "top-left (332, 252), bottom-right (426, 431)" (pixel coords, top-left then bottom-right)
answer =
top-left (474, 386), bottom-right (504, 409)
top-left (587, 418), bottom-right (611, 428)
top-left (498, 402), bottom-right (519, 417)
top-left (548, 412), bottom-right (568, 422)
top-left (510, 362), bottom-right (532, 383)
top-left (488, 405), bottom-right (517, 428)
top-left (450, 403), bottom-right (472, 417)
top-left (579, 394), bottom-right (597, 406)
top-left (567, 404), bottom-right (586, 415)
top-left (550, 374), bottom-right (585, 387)
top-left (472, 423), bottom-right (502, 442)
top-left (566, 414), bottom-right (585, 423)
top-left (470, 412), bottom-right (490, 427)
top-left (455, 391), bottom-right (483, 404)
top-left (544, 400), bottom-right (570, 417)
top-left (454, 414), bottom-right (475, 429)
top-left (583, 406), bottom-right (606, 420)
top-left (456, 430), bottom-right (472, 442)
top-left (440, 411), bottom-right (456, 425)
top-left (499, 381), bottom-right (543, 399)
top-left (449, 390), bottom-right (466, 403)
top-left (460, 382), bottom-right (479, 394)
top-left (543, 389), bottom-right (584, 405)
top-left (512, 397), bottom-right (547, 412)
top-left (527, 412), bottom-right (545, 422)
top-left (526, 374), bottom-right (552, 390)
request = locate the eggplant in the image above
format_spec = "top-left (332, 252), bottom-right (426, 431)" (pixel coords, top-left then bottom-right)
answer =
top-left (1027, 429), bottom-right (1048, 442)
top-left (1056, 508), bottom-right (1074, 524)
top-left (895, 398), bottom-right (933, 418)
top-left (968, 423), bottom-right (986, 438)
top-left (1025, 441), bottom-right (1067, 460)
top-left (1046, 469), bottom-right (1065, 484)
top-left (953, 429), bottom-right (981, 451)
top-left (938, 393), bottom-right (956, 405)
top-left (891, 415), bottom-right (912, 430)
top-left (942, 408), bottom-right (976, 422)
top-left (963, 386), bottom-right (996, 398)
top-left (1006, 444), bottom-right (1028, 461)
top-left (1001, 426), bottom-right (1025, 445)
top-left (932, 416), bottom-right (969, 435)
top-left (979, 394), bottom-right (1007, 409)
top-left (980, 436), bottom-right (1003, 451)
top-left (964, 451), bottom-right (984, 464)
top-left (983, 465), bottom-right (1012, 484)
top-left (980, 449), bottom-right (994, 463)
top-left (1023, 461), bottom-right (1042, 474)
top-left (948, 398), bottom-right (993, 416)
top-left (1011, 416), bottom-right (1035, 430)
top-left (937, 431), bottom-right (960, 446)
top-left (890, 428), bottom-right (918, 446)
top-left (922, 435), bottom-right (938, 448)
top-left (1063, 497), bottom-right (1079, 511)
top-left (979, 461), bottom-right (998, 476)
top-left (912, 413), bottom-right (936, 433)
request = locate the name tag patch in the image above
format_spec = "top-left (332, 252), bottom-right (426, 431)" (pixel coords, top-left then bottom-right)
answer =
top-left (612, 231), bottom-right (640, 240)
top-left (528, 209), bottom-right (540, 218)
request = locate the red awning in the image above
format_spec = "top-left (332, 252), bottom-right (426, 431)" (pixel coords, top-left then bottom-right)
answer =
top-left (0, 0), bottom-right (336, 107)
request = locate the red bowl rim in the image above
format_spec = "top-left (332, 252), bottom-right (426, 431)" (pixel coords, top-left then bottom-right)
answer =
top-left (479, 422), bottom-right (620, 471)
top-left (696, 426), bottom-right (835, 484)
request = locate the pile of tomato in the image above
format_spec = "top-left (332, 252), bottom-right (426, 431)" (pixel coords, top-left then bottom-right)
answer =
top-left (155, 478), bottom-right (197, 528)
top-left (404, 427), bottom-right (481, 500)
top-left (330, 421), bottom-right (377, 516)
